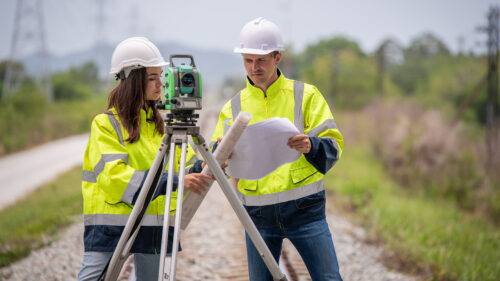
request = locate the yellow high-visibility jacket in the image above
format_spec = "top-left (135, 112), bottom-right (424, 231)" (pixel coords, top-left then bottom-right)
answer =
top-left (81, 107), bottom-right (197, 253)
top-left (211, 71), bottom-right (343, 212)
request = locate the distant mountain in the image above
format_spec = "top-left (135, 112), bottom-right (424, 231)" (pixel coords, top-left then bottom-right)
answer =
top-left (21, 41), bottom-right (245, 89)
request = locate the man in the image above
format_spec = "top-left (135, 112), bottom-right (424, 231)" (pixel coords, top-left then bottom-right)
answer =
top-left (211, 17), bottom-right (344, 281)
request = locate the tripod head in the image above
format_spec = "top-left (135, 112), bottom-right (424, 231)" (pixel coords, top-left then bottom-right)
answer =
top-left (163, 110), bottom-right (199, 127)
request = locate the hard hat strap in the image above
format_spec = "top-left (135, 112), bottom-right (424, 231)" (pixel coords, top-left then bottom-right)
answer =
top-left (115, 71), bottom-right (126, 81)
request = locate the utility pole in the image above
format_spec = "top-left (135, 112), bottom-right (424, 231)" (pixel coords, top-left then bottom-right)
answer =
top-left (376, 42), bottom-right (387, 96)
top-left (375, 39), bottom-right (404, 97)
top-left (2, 0), bottom-right (53, 102)
top-left (485, 6), bottom-right (499, 172)
top-left (330, 53), bottom-right (339, 96)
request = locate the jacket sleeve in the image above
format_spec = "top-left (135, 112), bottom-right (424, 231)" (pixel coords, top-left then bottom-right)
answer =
top-left (133, 132), bottom-right (202, 203)
top-left (183, 145), bottom-right (201, 173)
top-left (210, 101), bottom-right (233, 148)
top-left (134, 150), bottom-right (201, 205)
top-left (87, 115), bottom-right (142, 205)
top-left (303, 86), bottom-right (344, 174)
top-left (188, 160), bottom-right (204, 174)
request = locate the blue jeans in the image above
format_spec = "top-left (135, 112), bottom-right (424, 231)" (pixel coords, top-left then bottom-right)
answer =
top-left (78, 251), bottom-right (160, 281)
top-left (245, 219), bottom-right (343, 281)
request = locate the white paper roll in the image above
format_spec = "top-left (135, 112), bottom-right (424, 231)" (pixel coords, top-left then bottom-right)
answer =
top-left (180, 111), bottom-right (251, 229)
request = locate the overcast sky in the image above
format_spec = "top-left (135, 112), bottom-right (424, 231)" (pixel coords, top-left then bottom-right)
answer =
top-left (0, 0), bottom-right (498, 60)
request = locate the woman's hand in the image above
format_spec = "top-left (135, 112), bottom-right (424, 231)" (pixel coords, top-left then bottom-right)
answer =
top-left (183, 173), bottom-right (214, 194)
top-left (200, 161), bottom-right (228, 170)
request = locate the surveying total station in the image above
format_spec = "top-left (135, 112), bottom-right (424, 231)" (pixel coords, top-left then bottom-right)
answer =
top-left (163, 55), bottom-right (202, 110)
top-left (99, 55), bottom-right (288, 281)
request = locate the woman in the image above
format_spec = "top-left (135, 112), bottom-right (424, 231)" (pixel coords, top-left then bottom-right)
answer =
top-left (78, 37), bottom-right (211, 281)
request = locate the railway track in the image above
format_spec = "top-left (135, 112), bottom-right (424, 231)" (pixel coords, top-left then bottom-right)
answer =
top-left (118, 107), bottom-right (312, 280)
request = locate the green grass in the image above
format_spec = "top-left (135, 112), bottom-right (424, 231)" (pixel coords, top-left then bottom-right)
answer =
top-left (0, 167), bottom-right (82, 267)
top-left (0, 94), bottom-right (107, 156)
top-left (325, 145), bottom-right (500, 281)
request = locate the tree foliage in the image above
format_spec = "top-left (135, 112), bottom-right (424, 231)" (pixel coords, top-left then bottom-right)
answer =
top-left (295, 36), bottom-right (386, 108)
top-left (405, 32), bottom-right (451, 59)
top-left (52, 61), bottom-right (99, 100)
top-left (292, 32), bottom-right (489, 124)
top-left (0, 60), bottom-right (36, 100)
top-left (0, 60), bottom-right (104, 155)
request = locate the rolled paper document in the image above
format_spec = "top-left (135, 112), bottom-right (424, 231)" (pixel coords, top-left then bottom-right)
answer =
top-left (179, 111), bottom-right (252, 229)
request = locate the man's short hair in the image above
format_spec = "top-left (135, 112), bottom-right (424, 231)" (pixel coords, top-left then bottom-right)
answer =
top-left (270, 51), bottom-right (280, 57)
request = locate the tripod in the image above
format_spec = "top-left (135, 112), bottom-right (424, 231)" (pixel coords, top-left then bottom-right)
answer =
top-left (100, 112), bottom-right (287, 281)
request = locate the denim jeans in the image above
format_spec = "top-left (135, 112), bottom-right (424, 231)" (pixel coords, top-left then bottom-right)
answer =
top-left (245, 219), bottom-right (343, 281)
top-left (78, 251), bottom-right (160, 281)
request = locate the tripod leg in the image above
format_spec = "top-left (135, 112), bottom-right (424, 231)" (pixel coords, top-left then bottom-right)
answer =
top-left (195, 137), bottom-right (287, 281)
top-left (158, 141), bottom-right (177, 280)
top-left (102, 135), bottom-right (171, 281)
top-left (170, 140), bottom-right (188, 280)
top-left (159, 134), bottom-right (189, 281)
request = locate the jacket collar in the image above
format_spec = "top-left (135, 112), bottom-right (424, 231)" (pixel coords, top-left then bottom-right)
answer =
top-left (109, 106), bottom-right (154, 126)
top-left (246, 68), bottom-right (285, 96)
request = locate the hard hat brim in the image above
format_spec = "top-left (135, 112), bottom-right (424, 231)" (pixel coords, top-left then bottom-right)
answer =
top-left (109, 61), bottom-right (169, 75)
top-left (233, 47), bottom-right (279, 55)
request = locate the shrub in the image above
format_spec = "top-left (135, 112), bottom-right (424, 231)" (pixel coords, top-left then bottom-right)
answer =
top-left (364, 100), bottom-right (499, 224)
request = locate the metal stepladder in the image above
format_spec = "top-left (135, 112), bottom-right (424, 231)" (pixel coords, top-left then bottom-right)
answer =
top-left (99, 113), bottom-right (288, 281)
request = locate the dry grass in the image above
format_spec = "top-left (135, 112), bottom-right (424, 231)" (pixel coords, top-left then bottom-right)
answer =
top-left (356, 99), bottom-right (499, 224)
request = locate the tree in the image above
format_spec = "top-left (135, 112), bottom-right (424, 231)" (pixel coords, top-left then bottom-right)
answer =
top-left (390, 32), bottom-right (452, 95)
top-left (299, 37), bottom-right (365, 68)
top-left (296, 37), bottom-right (377, 108)
top-left (52, 62), bottom-right (99, 100)
top-left (0, 60), bottom-right (34, 100)
top-left (405, 32), bottom-right (451, 59)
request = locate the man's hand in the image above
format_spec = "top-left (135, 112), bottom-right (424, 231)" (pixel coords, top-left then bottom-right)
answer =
top-left (184, 173), bottom-right (214, 195)
top-left (287, 134), bottom-right (311, 154)
top-left (215, 137), bottom-right (233, 159)
top-left (201, 161), bottom-right (228, 171)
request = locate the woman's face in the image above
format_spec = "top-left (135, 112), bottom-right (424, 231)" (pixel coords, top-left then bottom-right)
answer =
top-left (145, 67), bottom-right (163, 101)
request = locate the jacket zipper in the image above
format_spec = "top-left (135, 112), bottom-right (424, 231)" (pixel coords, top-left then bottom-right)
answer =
top-left (264, 92), bottom-right (270, 118)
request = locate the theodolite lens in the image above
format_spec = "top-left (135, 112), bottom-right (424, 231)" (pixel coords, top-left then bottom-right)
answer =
top-left (181, 73), bottom-right (194, 86)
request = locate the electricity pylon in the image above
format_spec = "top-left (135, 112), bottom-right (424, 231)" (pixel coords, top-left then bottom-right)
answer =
top-left (2, 0), bottom-right (53, 101)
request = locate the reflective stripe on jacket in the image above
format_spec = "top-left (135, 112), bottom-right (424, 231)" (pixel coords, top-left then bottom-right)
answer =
top-left (81, 107), bottom-right (197, 253)
top-left (211, 70), bottom-right (343, 207)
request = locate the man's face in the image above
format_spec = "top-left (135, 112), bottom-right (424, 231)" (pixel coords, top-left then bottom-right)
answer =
top-left (242, 52), bottom-right (281, 89)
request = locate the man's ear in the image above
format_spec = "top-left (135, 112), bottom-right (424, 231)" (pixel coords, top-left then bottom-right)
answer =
top-left (275, 52), bottom-right (282, 65)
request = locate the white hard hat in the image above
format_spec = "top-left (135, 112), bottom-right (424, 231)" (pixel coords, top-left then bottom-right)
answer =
top-left (234, 17), bottom-right (284, 55)
top-left (109, 37), bottom-right (168, 79)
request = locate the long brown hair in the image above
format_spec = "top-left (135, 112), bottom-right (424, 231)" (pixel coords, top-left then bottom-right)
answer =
top-left (107, 68), bottom-right (164, 143)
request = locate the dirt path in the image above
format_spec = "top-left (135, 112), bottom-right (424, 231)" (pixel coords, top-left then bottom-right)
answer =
top-left (0, 134), bottom-right (89, 210)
